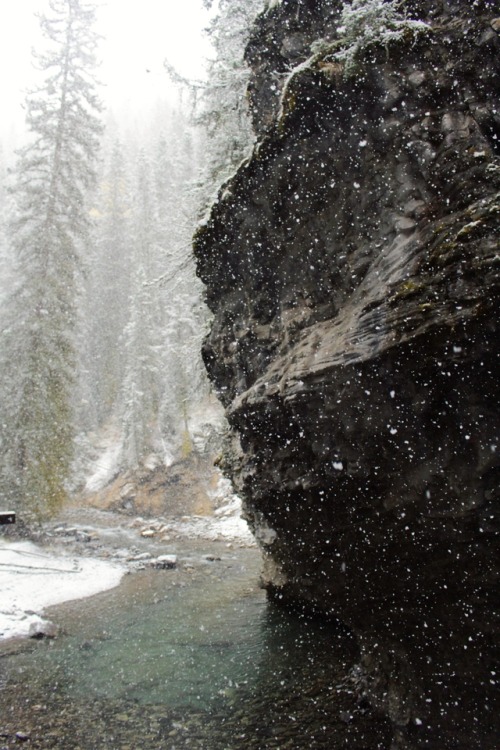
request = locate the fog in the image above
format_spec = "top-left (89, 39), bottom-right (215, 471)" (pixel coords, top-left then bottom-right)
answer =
top-left (0, 0), bottom-right (213, 147)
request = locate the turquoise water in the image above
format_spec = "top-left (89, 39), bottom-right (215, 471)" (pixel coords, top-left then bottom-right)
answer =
top-left (56, 553), bottom-right (269, 708)
top-left (0, 543), bottom-right (390, 749)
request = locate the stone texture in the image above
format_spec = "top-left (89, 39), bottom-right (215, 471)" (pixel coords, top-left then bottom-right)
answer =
top-left (194, 1), bottom-right (500, 747)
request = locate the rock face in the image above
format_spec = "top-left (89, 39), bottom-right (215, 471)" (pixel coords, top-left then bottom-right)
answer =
top-left (194, 1), bottom-right (499, 747)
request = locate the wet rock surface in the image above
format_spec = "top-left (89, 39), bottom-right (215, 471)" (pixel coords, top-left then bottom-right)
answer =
top-left (194, 1), bottom-right (500, 747)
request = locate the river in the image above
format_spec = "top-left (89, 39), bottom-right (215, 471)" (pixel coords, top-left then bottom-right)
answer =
top-left (0, 510), bottom-right (391, 749)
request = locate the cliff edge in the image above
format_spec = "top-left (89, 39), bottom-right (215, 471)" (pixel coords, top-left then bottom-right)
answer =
top-left (194, 1), bottom-right (499, 747)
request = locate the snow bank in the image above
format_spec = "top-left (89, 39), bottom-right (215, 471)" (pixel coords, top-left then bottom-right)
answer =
top-left (0, 540), bottom-right (124, 641)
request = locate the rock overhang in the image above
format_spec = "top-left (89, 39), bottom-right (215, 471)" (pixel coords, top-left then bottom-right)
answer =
top-left (193, 1), bottom-right (500, 746)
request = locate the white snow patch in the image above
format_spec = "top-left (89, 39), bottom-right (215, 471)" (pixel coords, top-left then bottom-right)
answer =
top-left (84, 439), bottom-right (122, 493)
top-left (214, 496), bottom-right (241, 517)
top-left (0, 540), bottom-right (124, 641)
top-left (143, 453), bottom-right (162, 471)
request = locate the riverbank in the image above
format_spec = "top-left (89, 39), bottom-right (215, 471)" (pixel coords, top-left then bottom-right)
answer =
top-left (0, 539), bottom-right (125, 641)
top-left (0, 499), bottom-right (255, 643)
top-left (0, 502), bottom-right (392, 749)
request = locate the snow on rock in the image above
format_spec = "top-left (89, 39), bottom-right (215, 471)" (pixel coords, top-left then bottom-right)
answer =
top-left (28, 618), bottom-right (59, 639)
top-left (208, 472), bottom-right (239, 510)
top-left (0, 540), bottom-right (124, 641)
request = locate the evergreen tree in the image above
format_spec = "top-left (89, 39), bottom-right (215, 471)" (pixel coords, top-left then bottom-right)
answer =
top-left (198, 0), bottom-right (264, 201)
top-left (0, 145), bottom-right (14, 315)
top-left (0, 0), bottom-right (102, 519)
top-left (153, 119), bottom-right (210, 457)
top-left (81, 138), bottom-right (131, 428)
top-left (163, 0), bottom-right (264, 206)
top-left (120, 150), bottom-right (163, 468)
top-left (72, 110), bottom-right (213, 481)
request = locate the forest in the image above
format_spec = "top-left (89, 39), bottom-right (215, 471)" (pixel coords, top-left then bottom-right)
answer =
top-left (0, 0), bottom-right (264, 521)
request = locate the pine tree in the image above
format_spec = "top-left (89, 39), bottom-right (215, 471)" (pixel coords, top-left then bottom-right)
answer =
top-left (0, 145), bottom-right (14, 315)
top-left (186, 0), bottom-right (265, 205)
top-left (81, 139), bottom-right (131, 428)
top-left (153, 119), bottom-right (210, 457)
top-left (0, 0), bottom-right (102, 519)
top-left (119, 150), bottom-right (163, 469)
top-left (72, 109), bottom-right (212, 478)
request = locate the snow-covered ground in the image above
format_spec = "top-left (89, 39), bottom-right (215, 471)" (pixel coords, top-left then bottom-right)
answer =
top-left (0, 540), bottom-right (125, 641)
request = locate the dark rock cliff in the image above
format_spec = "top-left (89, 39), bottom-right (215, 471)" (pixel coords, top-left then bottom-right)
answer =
top-left (194, 1), bottom-right (500, 747)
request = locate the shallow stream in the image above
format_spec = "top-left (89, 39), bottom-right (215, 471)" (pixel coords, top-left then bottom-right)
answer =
top-left (0, 525), bottom-right (390, 749)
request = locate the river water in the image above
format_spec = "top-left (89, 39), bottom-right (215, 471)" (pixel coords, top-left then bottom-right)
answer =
top-left (0, 519), bottom-right (391, 749)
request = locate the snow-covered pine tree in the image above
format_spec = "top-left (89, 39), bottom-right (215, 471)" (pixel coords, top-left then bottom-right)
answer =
top-left (197, 0), bottom-right (265, 204)
top-left (0, 0), bottom-right (102, 519)
top-left (152, 120), bottom-right (210, 459)
top-left (72, 109), bottom-right (211, 478)
top-left (119, 150), bottom-right (163, 469)
top-left (0, 145), bottom-right (14, 316)
top-left (80, 138), bottom-right (131, 430)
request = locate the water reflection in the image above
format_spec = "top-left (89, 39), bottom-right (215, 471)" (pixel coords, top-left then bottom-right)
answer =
top-left (75, 576), bottom-right (268, 708)
top-left (0, 544), bottom-right (390, 748)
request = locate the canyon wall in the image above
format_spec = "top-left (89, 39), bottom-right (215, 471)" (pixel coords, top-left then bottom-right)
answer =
top-left (194, 1), bottom-right (500, 747)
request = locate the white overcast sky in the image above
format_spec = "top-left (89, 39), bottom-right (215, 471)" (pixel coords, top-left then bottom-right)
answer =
top-left (0, 0), bottom-right (214, 146)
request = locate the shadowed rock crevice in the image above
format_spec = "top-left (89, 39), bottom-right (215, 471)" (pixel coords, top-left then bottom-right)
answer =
top-left (194, 1), bottom-right (500, 747)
